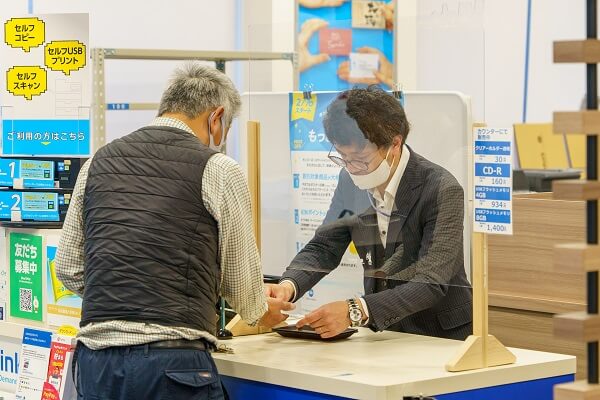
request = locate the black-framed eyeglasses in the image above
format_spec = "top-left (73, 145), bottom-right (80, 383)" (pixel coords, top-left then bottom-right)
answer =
top-left (327, 144), bottom-right (380, 172)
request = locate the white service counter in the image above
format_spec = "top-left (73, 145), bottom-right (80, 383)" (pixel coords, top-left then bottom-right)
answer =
top-left (213, 328), bottom-right (575, 400)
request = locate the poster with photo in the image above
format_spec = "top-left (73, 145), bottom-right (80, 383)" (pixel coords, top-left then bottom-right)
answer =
top-left (297, 0), bottom-right (395, 91)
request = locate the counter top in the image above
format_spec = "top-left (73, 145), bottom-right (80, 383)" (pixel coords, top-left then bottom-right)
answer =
top-left (212, 328), bottom-right (576, 400)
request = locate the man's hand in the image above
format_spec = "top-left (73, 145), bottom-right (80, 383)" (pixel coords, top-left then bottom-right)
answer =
top-left (337, 47), bottom-right (393, 88)
top-left (298, 18), bottom-right (330, 72)
top-left (259, 298), bottom-right (295, 328)
top-left (299, 0), bottom-right (345, 9)
top-left (296, 300), bottom-right (350, 339)
top-left (264, 282), bottom-right (295, 302)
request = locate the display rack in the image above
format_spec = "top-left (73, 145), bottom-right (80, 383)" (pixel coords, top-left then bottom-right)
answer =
top-left (91, 48), bottom-right (296, 152)
top-left (552, 0), bottom-right (600, 397)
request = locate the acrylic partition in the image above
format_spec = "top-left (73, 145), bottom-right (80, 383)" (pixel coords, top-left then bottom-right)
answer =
top-left (235, 8), bottom-right (485, 329)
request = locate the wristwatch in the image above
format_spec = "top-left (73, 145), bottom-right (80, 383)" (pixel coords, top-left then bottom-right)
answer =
top-left (347, 298), bottom-right (363, 327)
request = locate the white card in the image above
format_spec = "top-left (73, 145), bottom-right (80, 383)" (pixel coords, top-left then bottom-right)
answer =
top-left (349, 53), bottom-right (379, 79)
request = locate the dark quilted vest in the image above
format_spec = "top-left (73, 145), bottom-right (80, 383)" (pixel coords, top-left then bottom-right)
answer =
top-left (80, 126), bottom-right (220, 334)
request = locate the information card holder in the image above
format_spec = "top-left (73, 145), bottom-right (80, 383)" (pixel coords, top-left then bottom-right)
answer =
top-left (447, 122), bottom-right (516, 372)
top-left (446, 231), bottom-right (516, 371)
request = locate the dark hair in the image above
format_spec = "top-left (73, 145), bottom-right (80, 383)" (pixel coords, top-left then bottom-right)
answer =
top-left (323, 86), bottom-right (410, 148)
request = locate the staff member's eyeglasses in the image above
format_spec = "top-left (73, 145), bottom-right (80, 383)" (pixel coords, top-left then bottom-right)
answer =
top-left (327, 144), bottom-right (381, 173)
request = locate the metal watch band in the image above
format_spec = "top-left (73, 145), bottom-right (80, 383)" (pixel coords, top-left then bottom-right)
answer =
top-left (347, 298), bottom-right (362, 328)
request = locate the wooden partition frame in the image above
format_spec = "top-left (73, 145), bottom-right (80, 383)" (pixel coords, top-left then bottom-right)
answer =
top-left (446, 232), bottom-right (516, 371)
top-left (226, 120), bottom-right (265, 336)
top-left (446, 121), bottom-right (516, 371)
top-left (247, 120), bottom-right (261, 253)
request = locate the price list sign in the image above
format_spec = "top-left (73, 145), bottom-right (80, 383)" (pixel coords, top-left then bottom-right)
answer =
top-left (473, 127), bottom-right (513, 235)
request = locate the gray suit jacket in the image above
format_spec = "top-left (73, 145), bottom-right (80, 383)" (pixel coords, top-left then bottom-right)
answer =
top-left (282, 148), bottom-right (473, 340)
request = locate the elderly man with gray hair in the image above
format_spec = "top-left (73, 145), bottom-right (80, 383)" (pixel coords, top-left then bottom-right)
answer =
top-left (55, 62), bottom-right (293, 399)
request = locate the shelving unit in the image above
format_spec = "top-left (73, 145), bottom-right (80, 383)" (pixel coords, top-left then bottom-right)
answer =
top-left (552, 0), bottom-right (600, 397)
top-left (91, 48), bottom-right (296, 152)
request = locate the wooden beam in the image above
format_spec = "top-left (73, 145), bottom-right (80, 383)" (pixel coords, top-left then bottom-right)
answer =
top-left (554, 311), bottom-right (600, 342)
top-left (555, 243), bottom-right (600, 272)
top-left (554, 111), bottom-right (600, 134)
top-left (553, 180), bottom-right (600, 201)
top-left (554, 380), bottom-right (600, 400)
top-left (489, 291), bottom-right (585, 314)
top-left (554, 40), bottom-right (600, 63)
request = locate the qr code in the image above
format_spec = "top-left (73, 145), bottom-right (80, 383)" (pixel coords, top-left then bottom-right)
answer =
top-left (19, 288), bottom-right (32, 312)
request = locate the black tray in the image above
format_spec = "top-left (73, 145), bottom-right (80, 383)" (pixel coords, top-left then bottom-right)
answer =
top-left (272, 325), bottom-right (357, 341)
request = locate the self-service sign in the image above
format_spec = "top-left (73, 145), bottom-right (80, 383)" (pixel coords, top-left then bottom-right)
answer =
top-left (473, 127), bottom-right (513, 235)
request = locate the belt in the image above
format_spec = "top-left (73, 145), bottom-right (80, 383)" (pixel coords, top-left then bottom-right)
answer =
top-left (147, 339), bottom-right (207, 351)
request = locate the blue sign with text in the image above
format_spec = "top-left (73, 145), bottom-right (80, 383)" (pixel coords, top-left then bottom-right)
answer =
top-left (474, 186), bottom-right (511, 201)
top-left (1, 119), bottom-right (90, 156)
top-left (22, 328), bottom-right (51, 348)
top-left (473, 127), bottom-right (513, 235)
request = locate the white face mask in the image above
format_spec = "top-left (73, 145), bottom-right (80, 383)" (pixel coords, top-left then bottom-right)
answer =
top-left (348, 147), bottom-right (394, 190)
top-left (208, 112), bottom-right (226, 152)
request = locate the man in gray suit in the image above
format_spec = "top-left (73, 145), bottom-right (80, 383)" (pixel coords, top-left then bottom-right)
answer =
top-left (267, 86), bottom-right (472, 340)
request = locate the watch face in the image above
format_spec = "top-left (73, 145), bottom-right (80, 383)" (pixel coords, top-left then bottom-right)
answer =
top-left (349, 308), bottom-right (362, 322)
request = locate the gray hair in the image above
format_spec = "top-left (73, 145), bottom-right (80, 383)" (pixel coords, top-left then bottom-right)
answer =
top-left (157, 62), bottom-right (241, 127)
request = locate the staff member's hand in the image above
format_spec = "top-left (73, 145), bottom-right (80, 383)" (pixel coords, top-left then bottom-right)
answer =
top-left (296, 301), bottom-right (351, 339)
top-left (259, 298), bottom-right (295, 328)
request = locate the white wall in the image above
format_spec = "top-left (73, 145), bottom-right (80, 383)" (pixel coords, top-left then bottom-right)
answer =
top-left (482, 0), bottom-right (526, 126)
top-left (9, 0), bottom-right (240, 143)
top-left (486, 0), bottom-right (585, 124)
top-left (271, 0), bottom-right (296, 92)
top-left (526, 0), bottom-right (585, 122)
top-left (1, 0), bottom-right (29, 15)
top-left (33, 0), bottom-right (237, 50)
top-left (416, 0), bottom-right (587, 126)
top-left (241, 0), bottom-right (274, 92)
top-left (416, 0), bottom-right (486, 120)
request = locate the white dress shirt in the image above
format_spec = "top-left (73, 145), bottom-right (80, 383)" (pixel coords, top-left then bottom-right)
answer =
top-left (370, 145), bottom-right (411, 248)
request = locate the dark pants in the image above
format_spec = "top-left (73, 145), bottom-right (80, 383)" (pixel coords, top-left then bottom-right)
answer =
top-left (76, 343), bottom-right (225, 400)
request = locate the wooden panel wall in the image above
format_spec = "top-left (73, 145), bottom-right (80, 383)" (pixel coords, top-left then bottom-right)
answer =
top-left (487, 193), bottom-right (586, 377)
